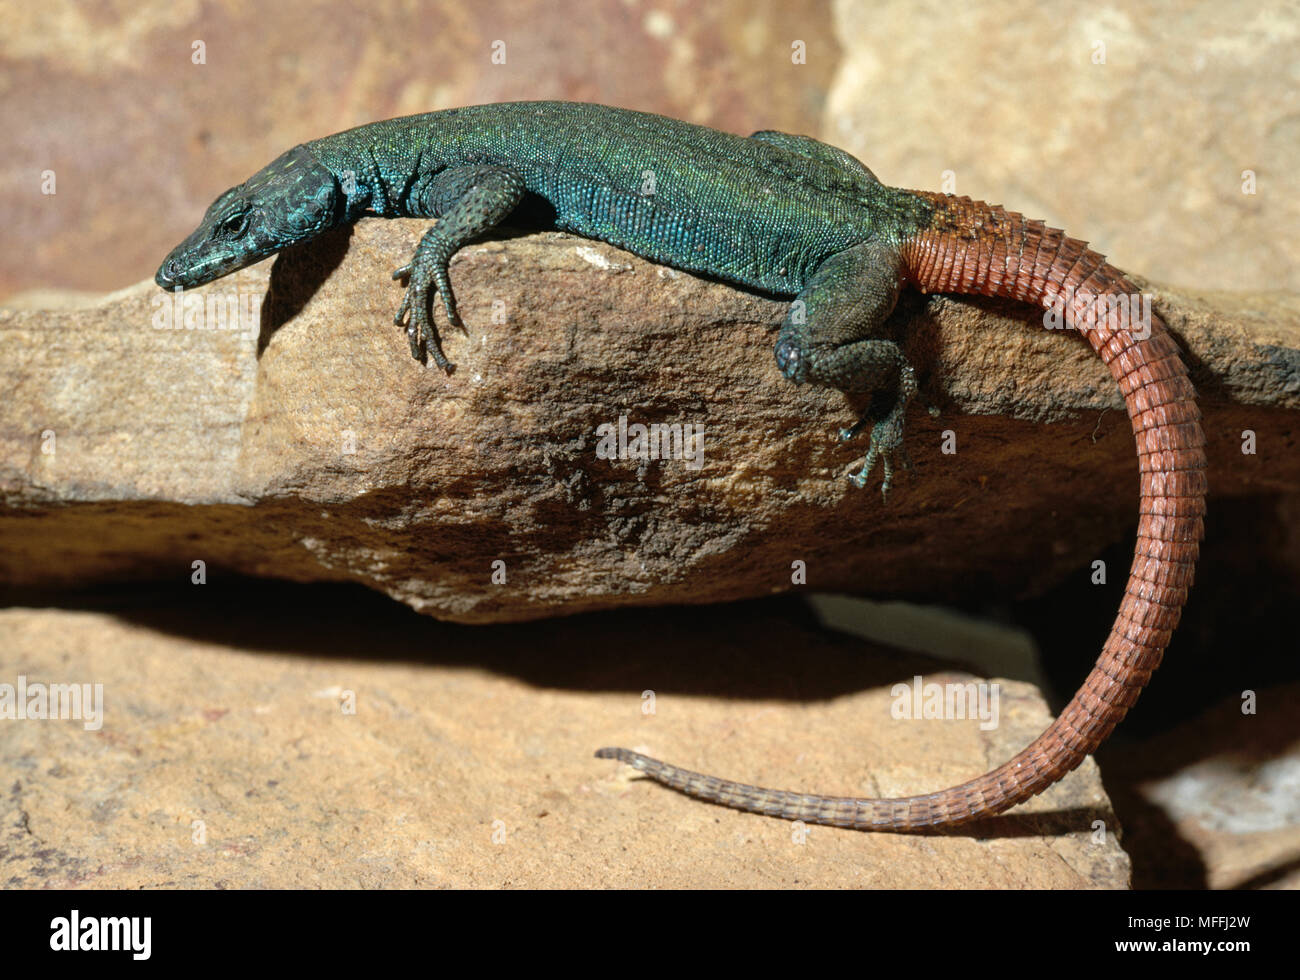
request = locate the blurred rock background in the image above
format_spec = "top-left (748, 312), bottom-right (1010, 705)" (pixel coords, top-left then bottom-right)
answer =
top-left (2, 0), bottom-right (1296, 301)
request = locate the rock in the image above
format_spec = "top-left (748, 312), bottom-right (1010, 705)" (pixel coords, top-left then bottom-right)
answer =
top-left (1, 223), bottom-right (1296, 622)
top-left (2, 224), bottom-right (1289, 621)
top-left (828, 2), bottom-right (1300, 294)
top-left (0, 594), bottom-right (1130, 888)
top-left (1100, 682), bottom-right (1300, 890)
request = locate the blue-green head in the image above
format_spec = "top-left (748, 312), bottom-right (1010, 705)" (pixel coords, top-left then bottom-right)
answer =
top-left (155, 145), bottom-right (342, 289)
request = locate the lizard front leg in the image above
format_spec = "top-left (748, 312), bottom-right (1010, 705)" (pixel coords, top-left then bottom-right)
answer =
top-left (774, 240), bottom-right (913, 496)
top-left (392, 165), bottom-right (526, 371)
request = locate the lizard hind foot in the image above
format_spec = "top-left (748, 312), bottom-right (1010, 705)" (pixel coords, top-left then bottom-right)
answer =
top-left (849, 444), bottom-right (893, 497)
top-left (847, 416), bottom-right (912, 498)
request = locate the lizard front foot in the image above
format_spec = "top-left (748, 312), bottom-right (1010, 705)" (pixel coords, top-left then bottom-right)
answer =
top-left (391, 224), bottom-right (467, 373)
top-left (392, 262), bottom-right (456, 373)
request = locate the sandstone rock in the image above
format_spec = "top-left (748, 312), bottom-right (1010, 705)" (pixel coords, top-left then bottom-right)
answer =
top-left (0, 596), bottom-right (1129, 888)
top-left (1, 223), bottom-right (1296, 622)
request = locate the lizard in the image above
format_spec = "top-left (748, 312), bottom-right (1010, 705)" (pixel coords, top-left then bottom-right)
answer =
top-left (156, 101), bottom-right (1207, 831)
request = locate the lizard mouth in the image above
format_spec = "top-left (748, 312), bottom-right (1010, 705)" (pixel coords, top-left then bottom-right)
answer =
top-left (154, 241), bottom-right (267, 290)
top-left (155, 247), bottom-right (228, 289)
top-left (154, 254), bottom-right (191, 289)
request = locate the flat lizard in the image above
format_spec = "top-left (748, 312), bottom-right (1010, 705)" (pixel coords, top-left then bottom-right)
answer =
top-left (156, 101), bottom-right (1207, 831)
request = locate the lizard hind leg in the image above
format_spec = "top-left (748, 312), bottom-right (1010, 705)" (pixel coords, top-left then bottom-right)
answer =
top-left (393, 165), bottom-right (526, 371)
top-left (773, 240), bottom-right (915, 496)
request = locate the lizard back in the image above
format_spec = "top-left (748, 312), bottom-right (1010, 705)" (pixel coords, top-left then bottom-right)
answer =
top-left (307, 101), bottom-right (928, 295)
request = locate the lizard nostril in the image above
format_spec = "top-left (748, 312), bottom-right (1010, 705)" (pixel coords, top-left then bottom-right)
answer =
top-left (157, 258), bottom-right (184, 288)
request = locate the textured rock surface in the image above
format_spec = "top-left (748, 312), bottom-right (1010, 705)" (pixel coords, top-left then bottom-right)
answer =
top-left (2, 223), bottom-right (1297, 622)
top-left (0, 595), bottom-right (1130, 889)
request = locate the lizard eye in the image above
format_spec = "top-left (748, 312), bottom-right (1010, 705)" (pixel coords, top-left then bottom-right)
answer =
top-left (217, 212), bottom-right (249, 238)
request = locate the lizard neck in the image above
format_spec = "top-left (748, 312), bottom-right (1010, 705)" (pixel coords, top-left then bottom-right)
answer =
top-left (305, 137), bottom-right (393, 221)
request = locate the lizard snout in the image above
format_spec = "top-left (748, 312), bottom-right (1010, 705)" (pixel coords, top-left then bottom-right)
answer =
top-left (155, 256), bottom-right (182, 289)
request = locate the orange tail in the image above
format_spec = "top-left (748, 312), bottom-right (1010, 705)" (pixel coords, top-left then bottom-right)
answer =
top-left (597, 195), bottom-right (1207, 829)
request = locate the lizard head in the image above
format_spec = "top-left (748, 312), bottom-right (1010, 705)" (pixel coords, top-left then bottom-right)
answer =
top-left (155, 145), bottom-right (342, 290)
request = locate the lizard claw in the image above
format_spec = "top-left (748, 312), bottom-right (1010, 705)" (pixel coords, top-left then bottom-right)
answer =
top-left (838, 422), bottom-right (865, 443)
top-left (849, 447), bottom-right (893, 499)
